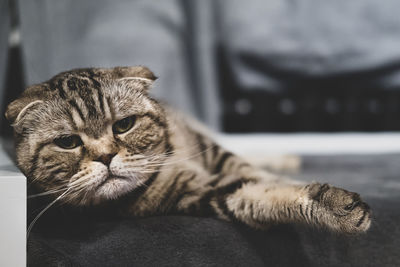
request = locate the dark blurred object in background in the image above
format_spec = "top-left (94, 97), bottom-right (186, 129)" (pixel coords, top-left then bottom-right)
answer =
top-left (219, 52), bottom-right (400, 132)
top-left (0, 0), bottom-right (24, 137)
top-left (215, 1), bottom-right (400, 132)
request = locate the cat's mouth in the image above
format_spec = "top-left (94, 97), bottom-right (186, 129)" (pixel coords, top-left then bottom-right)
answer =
top-left (82, 164), bottom-right (146, 204)
top-left (98, 172), bottom-right (128, 187)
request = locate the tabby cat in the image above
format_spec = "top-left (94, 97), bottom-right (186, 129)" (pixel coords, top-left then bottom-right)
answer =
top-left (6, 66), bottom-right (371, 234)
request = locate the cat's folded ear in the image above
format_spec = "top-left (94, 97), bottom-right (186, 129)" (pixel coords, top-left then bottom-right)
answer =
top-left (5, 85), bottom-right (45, 132)
top-left (111, 66), bottom-right (157, 91)
top-left (112, 66), bottom-right (157, 81)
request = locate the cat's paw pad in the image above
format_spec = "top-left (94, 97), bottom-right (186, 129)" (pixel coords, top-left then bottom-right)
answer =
top-left (307, 183), bottom-right (372, 233)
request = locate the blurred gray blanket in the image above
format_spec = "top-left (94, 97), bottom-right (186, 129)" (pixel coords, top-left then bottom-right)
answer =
top-left (28, 154), bottom-right (400, 267)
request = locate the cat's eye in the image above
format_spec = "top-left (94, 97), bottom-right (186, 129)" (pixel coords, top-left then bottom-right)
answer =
top-left (344, 201), bottom-right (357, 211)
top-left (54, 135), bottom-right (82, 149)
top-left (112, 116), bottom-right (136, 134)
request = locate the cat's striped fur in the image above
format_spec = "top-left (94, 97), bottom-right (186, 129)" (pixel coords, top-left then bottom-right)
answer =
top-left (6, 66), bottom-right (371, 233)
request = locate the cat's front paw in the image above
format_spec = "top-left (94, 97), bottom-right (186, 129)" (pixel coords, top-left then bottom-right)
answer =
top-left (307, 183), bottom-right (372, 234)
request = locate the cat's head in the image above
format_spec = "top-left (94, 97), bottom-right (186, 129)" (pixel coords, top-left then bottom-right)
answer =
top-left (6, 66), bottom-right (171, 206)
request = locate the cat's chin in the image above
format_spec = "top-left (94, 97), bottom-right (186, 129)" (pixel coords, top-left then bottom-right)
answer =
top-left (92, 174), bottom-right (143, 203)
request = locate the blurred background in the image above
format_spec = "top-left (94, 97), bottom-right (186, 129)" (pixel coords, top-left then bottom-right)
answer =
top-left (2, 0), bottom-right (400, 137)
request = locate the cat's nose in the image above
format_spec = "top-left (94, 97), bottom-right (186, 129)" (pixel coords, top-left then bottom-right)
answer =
top-left (95, 153), bottom-right (116, 166)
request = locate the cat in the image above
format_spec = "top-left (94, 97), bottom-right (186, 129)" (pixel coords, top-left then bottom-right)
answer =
top-left (6, 66), bottom-right (371, 234)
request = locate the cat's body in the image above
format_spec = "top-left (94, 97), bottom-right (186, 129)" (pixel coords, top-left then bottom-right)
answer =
top-left (6, 66), bottom-right (371, 233)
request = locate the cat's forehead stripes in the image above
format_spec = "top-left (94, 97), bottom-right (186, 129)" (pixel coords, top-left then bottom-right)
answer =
top-left (43, 71), bottom-right (112, 138)
top-left (68, 99), bottom-right (86, 124)
top-left (47, 70), bottom-right (106, 117)
top-left (69, 103), bottom-right (85, 129)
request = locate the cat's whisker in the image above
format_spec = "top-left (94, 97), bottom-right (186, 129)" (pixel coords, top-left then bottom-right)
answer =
top-left (134, 176), bottom-right (150, 188)
top-left (68, 172), bottom-right (96, 187)
top-left (80, 187), bottom-right (94, 204)
top-left (28, 175), bottom-right (53, 186)
top-left (27, 188), bottom-right (71, 239)
top-left (134, 143), bottom-right (203, 162)
top-left (28, 166), bottom-right (68, 186)
top-left (166, 140), bottom-right (217, 156)
top-left (135, 145), bottom-right (218, 169)
top-left (71, 177), bottom-right (97, 192)
top-left (28, 180), bottom-right (86, 199)
top-left (28, 188), bottom-right (70, 198)
top-left (121, 165), bottom-right (166, 173)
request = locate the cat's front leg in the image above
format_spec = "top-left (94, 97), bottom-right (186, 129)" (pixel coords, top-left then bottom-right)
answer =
top-left (223, 182), bottom-right (372, 233)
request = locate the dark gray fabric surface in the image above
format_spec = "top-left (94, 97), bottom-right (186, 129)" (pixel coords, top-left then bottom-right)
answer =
top-left (28, 154), bottom-right (400, 267)
top-left (28, 217), bottom-right (267, 267)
